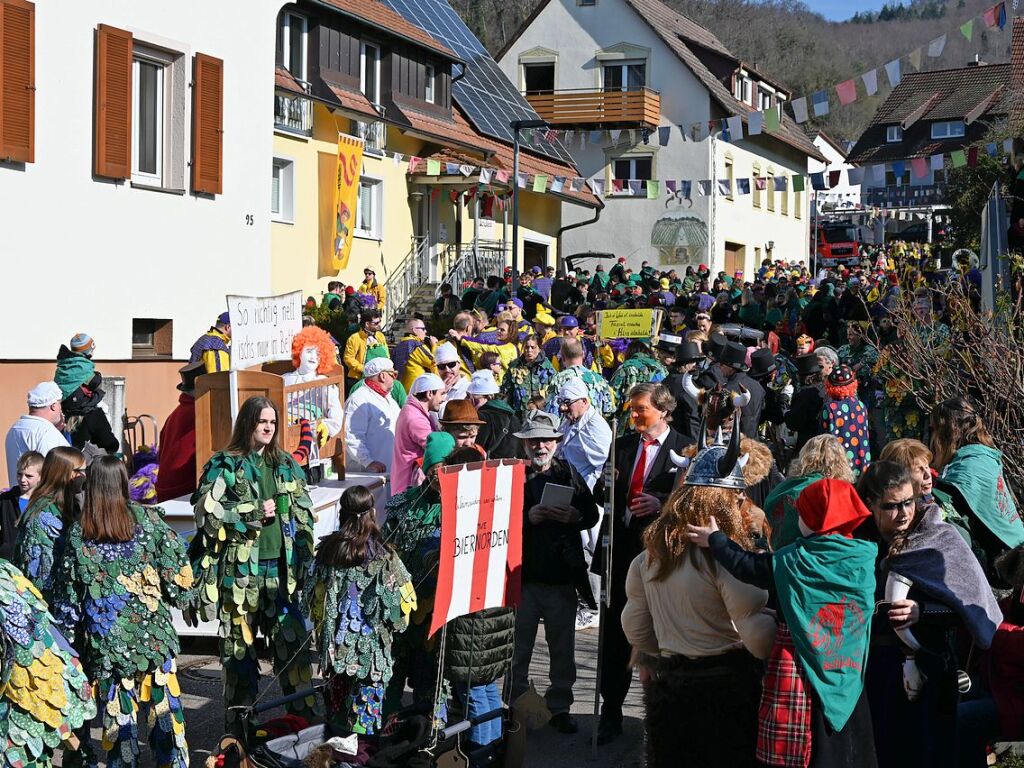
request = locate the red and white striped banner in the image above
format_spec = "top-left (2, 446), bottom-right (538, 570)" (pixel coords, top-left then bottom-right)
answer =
top-left (429, 459), bottom-right (526, 637)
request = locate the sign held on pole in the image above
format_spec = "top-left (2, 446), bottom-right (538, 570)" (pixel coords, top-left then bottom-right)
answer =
top-left (596, 308), bottom-right (663, 340)
top-left (226, 291), bottom-right (304, 369)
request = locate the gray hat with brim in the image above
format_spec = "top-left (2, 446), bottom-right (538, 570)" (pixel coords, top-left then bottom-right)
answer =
top-left (513, 410), bottom-right (563, 440)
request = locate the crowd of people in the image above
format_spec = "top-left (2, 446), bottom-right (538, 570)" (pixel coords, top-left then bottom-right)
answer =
top-left (2, 244), bottom-right (1023, 768)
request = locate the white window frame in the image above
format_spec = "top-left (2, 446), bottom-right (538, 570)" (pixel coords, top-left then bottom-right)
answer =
top-left (271, 156), bottom-right (295, 224)
top-left (886, 125), bottom-right (903, 143)
top-left (930, 120), bottom-right (965, 140)
top-left (355, 176), bottom-right (383, 240)
top-left (609, 154), bottom-right (654, 194)
top-left (131, 54), bottom-right (165, 186)
top-left (742, 77), bottom-right (752, 106)
top-left (280, 12), bottom-right (308, 82)
top-left (602, 59), bottom-right (646, 91)
top-left (425, 63), bottom-right (435, 103)
top-left (361, 41), bottom-right (382, 104)
top-left (758, 88), bottom-right (772, 110)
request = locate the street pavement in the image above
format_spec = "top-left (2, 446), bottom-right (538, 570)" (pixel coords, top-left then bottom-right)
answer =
top-left (166, 623), bottom-right (645, 767)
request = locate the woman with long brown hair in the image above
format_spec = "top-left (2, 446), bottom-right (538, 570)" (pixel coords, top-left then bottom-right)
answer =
top-left (51, 455), bottom-right (193, 767)
top-left (13, 445), bottom-right (85, 601)
top-left (187, 395), bottom-right (318, 730)
top-left (621, 425), bottom-right (775, 768)
top-left (304, 485), bottom-right (415, 734)
top-left (929, 397), bottom-right (1024, 574)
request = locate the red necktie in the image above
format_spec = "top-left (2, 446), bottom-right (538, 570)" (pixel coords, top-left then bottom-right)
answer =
top-left (628, 437), bottom-right (657, 504)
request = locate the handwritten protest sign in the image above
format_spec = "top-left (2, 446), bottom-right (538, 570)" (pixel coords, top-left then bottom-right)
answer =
top-left (430, 459), bottom-right (525, 637)
top-left (226, 291), bottom-right (303, 368)
top-left (596, 308), bottom-right (663, 340)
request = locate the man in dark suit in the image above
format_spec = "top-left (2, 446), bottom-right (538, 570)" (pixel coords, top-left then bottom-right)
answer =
top-left (659, 338), bottom-right (705, 445)
top-left (716, 340), bottom-right (765, 439)
top-left (595, 382), bottom-right (689, 744)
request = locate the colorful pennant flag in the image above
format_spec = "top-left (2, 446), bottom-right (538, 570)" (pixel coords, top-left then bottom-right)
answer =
top-left (426, 159), bottom-right (441, 176)
top-left (951, 150), bottom-right (967, 168)
top-left (792, 97), bottom-right (809, 124)
top-left (884, 59), bottom-right (901, 87)
top-left (717, 178), bottom-right (732, 195)
top-left (911, 157), bottom-right (929, 178)
top-left (628, 180), bottom-right (642, 196)
top-left (908, 47), bottom-right (922, 70)
top-left (726, 115), bottom-right (744, 141)
top-left (968, 147), bottom-right (979, 167)
top-left (847, 167), bottom-right (865, 185)
top-left (748, 111), bottom-right (764, 136)
top-left (592, 178), bottom-right (605, 196)
top-left (754, 177), bottom-right (767, 190)
top-left (862, 69), bottom-right (879, 96)
top-left (570, 177), bottom-right (584, 192)
top-left (836, 79), bottom-right (857, 106)
top-left (496, 170), bottom-right (510, 184)
top-left (812, 90), bottom-right (830, 117)
top-left (646, 180), bottom-right (660, 199)
top-left (928, 34), bottom-right (947, 57)
top-left (681, 181), bottom-right (692, 198)
top-left (774, 175), bottom-right (788, 191)
top-left (930, 154), bottom-right (944, 171)
top-left (811, 172), bottom-right (827, 190)
top-left (658, 126), bottom-right (671, 146)
top-left (479, 168), bottom-right (493, 184)
top-left (611, 179), bottom-right (624, 194)
top-left (764, 107), bottom-right (781, 133)
top-left (532, 175), bottom-right (548, 193)
top-left (960, 19), bottom-right (973, 40)
top-left (697, 180), bottom-right (712, 196)
top-left (550, 176), bottom-right (565, 194)
top-left (517, 172), bottom-right (528, 188)
top-left (736, 178), bottom-right (751, 195)
top-left (792, 175), bottom-right (806, 192)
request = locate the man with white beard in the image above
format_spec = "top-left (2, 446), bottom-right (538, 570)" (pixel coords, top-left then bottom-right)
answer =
top-left (509, 411), bottom-right (599, 736)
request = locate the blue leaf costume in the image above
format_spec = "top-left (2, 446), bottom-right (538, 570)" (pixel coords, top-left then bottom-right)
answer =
top-left (51, 504), bottom-right (193, 768)
top-left (13, 500), bottom-right (67, 605)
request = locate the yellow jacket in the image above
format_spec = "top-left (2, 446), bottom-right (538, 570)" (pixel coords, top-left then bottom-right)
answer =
top-left (358, 280), bottom-right (386, 308)
top-left (458, 339), bottom-right (519, 384)
top-left (397, 336), bottom-right (437, 392)
top-left (343, 329), bottom-right (388, 380)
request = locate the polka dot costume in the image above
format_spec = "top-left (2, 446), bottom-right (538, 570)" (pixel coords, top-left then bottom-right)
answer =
top-left (821, 396), bottom-right (871, 476)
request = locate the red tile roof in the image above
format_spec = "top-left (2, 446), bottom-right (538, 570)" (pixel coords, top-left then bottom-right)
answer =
top-left (847, 63), bottom-right (1010, 164)
top-left (317, 0), bottom-right (459, 61)
top-left (1012, 18), bottom-right (1024, 129)
top-left (411, 107), bottom-right (602, 209)
top-left (275, 65), bottom-right (303, 93)
top-left (323, 82), bottom-right (380, 120)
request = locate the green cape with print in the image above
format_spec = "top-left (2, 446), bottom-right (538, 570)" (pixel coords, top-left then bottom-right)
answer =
top-left (773, 534), bottom-right (877, 731)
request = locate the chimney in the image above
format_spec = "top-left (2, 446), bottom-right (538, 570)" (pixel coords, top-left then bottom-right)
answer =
top-left (966, 54), bottom-right (985, 67)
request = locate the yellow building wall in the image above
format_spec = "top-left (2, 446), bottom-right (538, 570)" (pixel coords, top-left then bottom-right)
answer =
top-left (272, 102), bottom-right (577, 301)
top-left (271, 104), bottom-right (423, 300)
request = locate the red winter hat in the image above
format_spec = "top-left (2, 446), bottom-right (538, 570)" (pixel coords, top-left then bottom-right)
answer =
top-left (796, 478), bottom-right (870, 538)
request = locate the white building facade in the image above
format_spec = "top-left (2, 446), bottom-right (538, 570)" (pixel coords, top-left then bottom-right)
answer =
top-left (808, 132), bottom-right (862, 213)
top-left (497, 0), bottom-right (821, 277)
top-left (0, 0), bottom-right (279, 361)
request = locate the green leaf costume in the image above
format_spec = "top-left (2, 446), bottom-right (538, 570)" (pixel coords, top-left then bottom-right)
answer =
top-left (0, 560), bottom-right (96, 768)
top-left (189, 450), bottom-right (319, 728)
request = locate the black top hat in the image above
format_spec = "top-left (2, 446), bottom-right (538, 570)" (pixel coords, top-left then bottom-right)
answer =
top-left (749, 348), bottom-right (777, 379)
top-left (177, 361), bottom-right (206, 393)
top-left (706, 332), bottom-right (728, 361)
top-left (655, 333), bottom-right (682, 354)
top-left (676, 340), bottom-right (705, 363)
top-left (718, 341), bottom-right (749, 371)
top-left (794, 353), bottom-right (822, 377)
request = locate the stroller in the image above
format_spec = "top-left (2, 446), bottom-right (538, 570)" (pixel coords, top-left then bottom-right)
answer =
top-left (211, 657), bottom-right (513, 768)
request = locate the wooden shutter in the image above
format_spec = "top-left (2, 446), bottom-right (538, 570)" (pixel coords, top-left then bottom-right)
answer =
top-left (192, 52), bottom-right (223, 194)
top-left (94, 24), bottom-right (132, 179)
top-left (0, 0), bottom-right (35, 163)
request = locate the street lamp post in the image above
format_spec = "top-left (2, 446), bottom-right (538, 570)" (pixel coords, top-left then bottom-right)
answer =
top-left (510, 119), bottom-right (549, 292)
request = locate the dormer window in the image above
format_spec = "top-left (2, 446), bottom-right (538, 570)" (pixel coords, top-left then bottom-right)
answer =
top-left (758, 89), bottom-right (772, 110)
top-left (361, 41), bottom-right (381, 105)
top-left (278, 11), bottom-right (307, 82)
top-left (886, 125), bottom-right (903, 143)
top-left (931, 120), bottom-right (965, 140)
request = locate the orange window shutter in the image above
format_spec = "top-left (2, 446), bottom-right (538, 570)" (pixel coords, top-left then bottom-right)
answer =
top-left (93, 23), bottom-right (132, 179)
top-left (0, 0), bottom-right (35, 163)
top-left (192, 52), bottom-right (223, 194)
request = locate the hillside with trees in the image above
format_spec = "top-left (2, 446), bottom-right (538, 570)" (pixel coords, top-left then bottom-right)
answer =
top-left (454, 0), bottom-right (1015, 141)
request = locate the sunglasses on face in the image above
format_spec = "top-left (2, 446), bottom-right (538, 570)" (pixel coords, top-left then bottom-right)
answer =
top-left (880, 498), bottom-right (915, 513)
top-left (557, 397), bottom-right (583, 408)
top-left (438, 361), bottom-right (459, 370)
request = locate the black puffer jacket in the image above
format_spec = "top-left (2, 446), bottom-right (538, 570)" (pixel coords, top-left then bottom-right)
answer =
top-left (446, 607), bottom-right (515, 685)
top-left (476, 401), bottom-right (522, 459)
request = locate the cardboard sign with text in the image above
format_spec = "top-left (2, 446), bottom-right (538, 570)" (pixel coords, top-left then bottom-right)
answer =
top-left (226, 291), bottom-right (303, 368)
top-left (430, 459), bottom-right (526, 637)
top-left (596, 308), bottom-right (663, 340)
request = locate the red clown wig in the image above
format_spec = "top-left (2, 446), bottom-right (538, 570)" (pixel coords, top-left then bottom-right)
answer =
top-left (291, 326), bottom-right (337, 375)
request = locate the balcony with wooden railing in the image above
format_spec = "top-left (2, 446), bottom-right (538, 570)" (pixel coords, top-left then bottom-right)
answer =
top-left (525, 87), bottom-right (660, 128)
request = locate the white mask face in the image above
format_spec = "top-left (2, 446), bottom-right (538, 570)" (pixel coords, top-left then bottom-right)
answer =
top-left (297, 345), bottom-right (320, 374)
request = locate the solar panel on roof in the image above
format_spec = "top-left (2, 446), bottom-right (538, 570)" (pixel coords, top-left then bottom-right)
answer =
top-left (380, 0), bottom-right (575, 165)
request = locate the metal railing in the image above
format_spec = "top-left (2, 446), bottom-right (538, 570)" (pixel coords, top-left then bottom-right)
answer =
top-left (438, 241), bottom-right (508, 296)
top-left (382, 235), bottom-right (430, 330)
top-left (274, 79), bottom-right (313, 135)
top-left (355, 105), bottom-right (387, 154)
